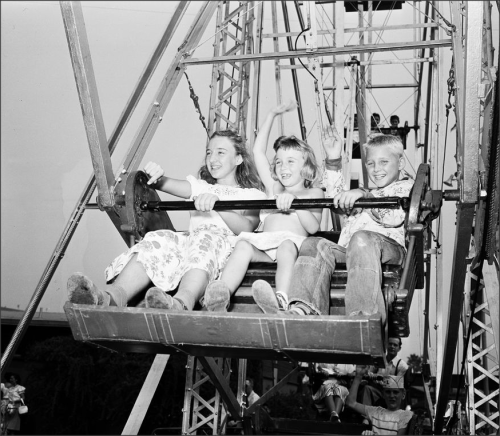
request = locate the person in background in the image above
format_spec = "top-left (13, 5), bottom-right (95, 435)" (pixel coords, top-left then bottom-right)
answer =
top-left (2, 373), bottom-right (25, 435)
top-left (370, 113), bottom-right (383, 130)
top-left (1, 382), bottom-right (9, 434)
top-left (244, 378), bottom-right (260, 407)
top-left (346, 368), bottom-right (413, 435)
top-left (390, 115), bottom-right (400, 129)
top-left (310, 363), bottom-right (356, 423)
top-left (358, 337), bottom-right (408, 409)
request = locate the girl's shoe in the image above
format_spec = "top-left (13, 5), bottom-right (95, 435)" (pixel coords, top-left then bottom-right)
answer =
top-left (204, 280), bottom-right (231, 312)
top-left (329, 411), bottom-right (340, 423)
top-left (67, 273), bottom-right (110, 306)
top-left (252, 280), bottom-right (280, 314)
top-left (145, 287), bottom-right (185, 310)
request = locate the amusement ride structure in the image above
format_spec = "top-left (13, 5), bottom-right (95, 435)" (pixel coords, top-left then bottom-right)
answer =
top-left (1, 1), bottom-right (499, 434)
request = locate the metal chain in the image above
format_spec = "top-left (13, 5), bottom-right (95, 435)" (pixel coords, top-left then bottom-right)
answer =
top-left (184, 71), bottom-right (210, 138)
top-left (446, 57), bottom-right (456, 118)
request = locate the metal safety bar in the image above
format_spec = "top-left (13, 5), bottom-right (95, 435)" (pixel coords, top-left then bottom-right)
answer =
top-left (138, 197), bottom-right (410, 212)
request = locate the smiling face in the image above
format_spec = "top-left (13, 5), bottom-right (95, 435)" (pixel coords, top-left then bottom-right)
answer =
top-left (383, 388), bottom-right (405, 411)
top-left (274, 147), bottom-right (307, 189)
top-left (365, 145), bottom-right (404, 188)
top-left (205, 136), bottom-right (242, 186)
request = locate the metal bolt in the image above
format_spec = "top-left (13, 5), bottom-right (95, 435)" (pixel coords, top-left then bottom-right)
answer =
top-left (121, 168), bottom-right (127, 174)
top-left (117, 177), bottom-right (122, 182)
top-left (122, 191), bottom-right (125, 195)
top-left (159, 116), bottom-right (163, 123)
top-left (154, 101), bottom-right (160, 107)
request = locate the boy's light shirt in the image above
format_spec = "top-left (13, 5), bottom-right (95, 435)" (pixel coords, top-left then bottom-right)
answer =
top-left (323, 170), bottom-right (414, 249)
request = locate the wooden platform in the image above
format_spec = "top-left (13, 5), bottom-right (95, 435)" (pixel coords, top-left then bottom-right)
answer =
top-left (63, 302), bottom-right (387, 366)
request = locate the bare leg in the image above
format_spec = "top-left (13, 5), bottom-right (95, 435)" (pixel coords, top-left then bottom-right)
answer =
top-left (205, 241), bottom-right (272, 312)
top-left (333, 397), bottom-right (344, 414)
top-left (107, 254), bottom-right (152, 304)
top-left (275, 240), bottom-right (298, 297)
top-left (173, 269), bottom-right (210, 310)
top-left (220, 241), bottom-right (272, 294)
top-left (324, 395), bottom-right (336, 413)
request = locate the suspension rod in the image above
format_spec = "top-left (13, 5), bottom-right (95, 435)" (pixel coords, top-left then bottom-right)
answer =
top-left (138, 197), bottom-right (409, 212)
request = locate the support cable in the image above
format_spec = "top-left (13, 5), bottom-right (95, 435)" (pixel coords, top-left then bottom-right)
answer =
top-left (184, 71), bottom-right (210, 137)
top-left (436, 58), bottom-right (455, 244)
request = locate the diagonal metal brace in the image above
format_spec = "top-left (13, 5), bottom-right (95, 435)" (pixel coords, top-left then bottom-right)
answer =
top-left (197, 356), bottom-right (241, 419)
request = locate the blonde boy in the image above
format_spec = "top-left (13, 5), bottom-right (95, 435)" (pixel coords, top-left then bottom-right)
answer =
top-left (253, 135), bottom-right (413, 326)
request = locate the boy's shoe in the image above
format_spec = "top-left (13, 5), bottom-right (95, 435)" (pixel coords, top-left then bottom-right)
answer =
top-left (145, 287), bottom-right (185, 310)
top-left (275, 291), bottom-right (289, 310)
top-left (252, 280), bottom-right (280, 314)
top-left (67, 273), bottom-right (110, 306)
top-left (204, 280), bottom-right (231, 312)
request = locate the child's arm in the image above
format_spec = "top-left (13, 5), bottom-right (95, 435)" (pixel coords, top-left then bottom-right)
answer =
top-left (346, 365), bottom-right (369, 417)
top-left (144, 161), bottom-right (192, 198)
top-left (253, 100), bottom-right (297, 195)
top-left (322, 125), bottom-right (343, 160)
top-left (190, 192), bottom-right (261, 234)
top-left (321, 125), bottom-right (346, 198)
top-left (333, 188), bottom-right (369, 215)
top-left (218, 209), bottom-right (261, 234)
top-left (275, 187), bottom-right (324, 235)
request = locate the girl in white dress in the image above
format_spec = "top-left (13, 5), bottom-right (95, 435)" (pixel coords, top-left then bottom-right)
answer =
top-left (67, 130), bottom-right (267, 311)
top-left (204, 101), bottom-right (325, 311)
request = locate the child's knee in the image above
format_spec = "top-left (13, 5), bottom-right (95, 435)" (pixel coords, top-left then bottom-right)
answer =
top-left (299, 237), bottom-right (323, 257)
top-left (233, 240), bottom-right (254, 256)
top-left (276, 239), bottom-right (298, 258)
top-left (348, 231), bottom-right (378, 253)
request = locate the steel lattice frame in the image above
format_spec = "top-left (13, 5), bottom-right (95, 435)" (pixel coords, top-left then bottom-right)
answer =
top-left (208, 1), bottom-right (254, 141)
top-left (182, 356), bottom-right (233, 435)
top-left (464, 264), bottom-right (499, 434)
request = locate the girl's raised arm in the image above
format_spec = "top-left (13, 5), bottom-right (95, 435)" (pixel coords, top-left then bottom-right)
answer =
top-left (253, 100), bottom-right (297, 195)
top-left (144, 161), bottom-right (192, 199)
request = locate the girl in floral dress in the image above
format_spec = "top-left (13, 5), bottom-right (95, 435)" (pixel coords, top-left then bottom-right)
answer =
top-left (67, 130), bottom-right (267, 311)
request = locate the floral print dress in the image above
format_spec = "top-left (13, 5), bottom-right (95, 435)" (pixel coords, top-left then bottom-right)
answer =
top-left (105, 176), bottom-right (267, 292)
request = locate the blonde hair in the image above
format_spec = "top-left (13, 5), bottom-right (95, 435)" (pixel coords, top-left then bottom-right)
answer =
top-left (270, 135), bottom-right (320, 188)
top-left (362, 134), bottom-right (404, 158)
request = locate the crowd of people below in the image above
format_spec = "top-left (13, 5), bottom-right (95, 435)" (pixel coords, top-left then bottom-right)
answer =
top-left (67, 100), bottom-right (415, 434)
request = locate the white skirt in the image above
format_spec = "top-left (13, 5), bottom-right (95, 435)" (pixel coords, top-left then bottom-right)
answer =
top-left (233, 231), bottom-right (307, 261)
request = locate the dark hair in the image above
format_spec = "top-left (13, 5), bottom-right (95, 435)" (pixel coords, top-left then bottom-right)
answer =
top-left (4, 372), bottom-right (21, 385)
top-left (388, 336), bottom-right (402, 346)
top-left (270, 135), bottom-right (320, 188)
top-left (198, 130), bottom-right (264, 191)
top-left (390, 115), bottom-right (400, 123)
